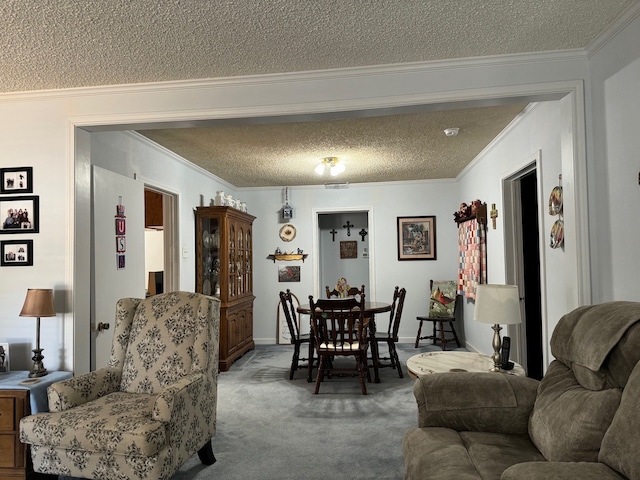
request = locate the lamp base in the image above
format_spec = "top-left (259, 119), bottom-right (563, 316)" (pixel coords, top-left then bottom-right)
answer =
top-left (29, 348), bottom-right (48, 378)
top-left (489, 324), bottom-right (503, 372)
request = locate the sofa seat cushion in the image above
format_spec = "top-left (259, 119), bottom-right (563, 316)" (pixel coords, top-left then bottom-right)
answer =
top-left (502, 461), bottom-right (626, 480)
top-left (403, 427), bottom-right (482, 480)
top-left (459, 431), bottom-right (545, 480)
top-left (402, 427), bottom-right (544, 480)
top-left (529, 361), bottom-right (621, 462)
top-left (20, 391), bottom-right (166, 456)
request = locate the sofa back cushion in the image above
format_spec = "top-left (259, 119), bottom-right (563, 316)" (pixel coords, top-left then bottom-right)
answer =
top-left (120, 292), bottom-right (212, 394)
top-left (529, 360), bottom-right (621, 462)
top-left (599, 360), bottom-right (640, 479)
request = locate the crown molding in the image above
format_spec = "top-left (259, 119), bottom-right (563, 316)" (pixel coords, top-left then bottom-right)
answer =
top-left (1, 49), bottom-right (588, 102)
top-left (587, 2), bottom-right (640, 58)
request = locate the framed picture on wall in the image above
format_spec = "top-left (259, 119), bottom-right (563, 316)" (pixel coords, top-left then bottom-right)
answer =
top-left (278, 265), bottom-right (301, 282)
top-left (1, 239), bottom-right (33, 266)
top-left (0, 196), bottom-right (39, 234)
top-left (1, 167), bottom-right (33, 194)
top-left (397, 216), bottom-right (436, 260)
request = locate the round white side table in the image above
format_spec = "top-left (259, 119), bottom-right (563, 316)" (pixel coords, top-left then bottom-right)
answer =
top-left (406, 351), bottom-right (526, 379)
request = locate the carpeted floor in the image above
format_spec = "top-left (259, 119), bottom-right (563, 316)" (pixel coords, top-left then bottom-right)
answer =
top-left (170, 342), bottom-right (462, 480)
top-left (60, 342), bottom-right (464, 480)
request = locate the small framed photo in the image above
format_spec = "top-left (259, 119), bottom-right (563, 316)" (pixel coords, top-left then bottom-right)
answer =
top-left (278, 265), bottom-right (301, 282)
top-left (0, 343), bottom-right (9, 373)
top-left (340, 241), bottom-right (357, 259)
top-left (1, 167), bottom-right (33, 194)
top-left (1, 239), bottom-right (33, 266)
top-left (397, 216), bottom-right (437, 260)
top-left (0, 196), bottom-right (39, 234)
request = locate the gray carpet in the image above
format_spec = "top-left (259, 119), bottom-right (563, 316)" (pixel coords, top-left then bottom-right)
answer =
top-left (171, 342), bottom-right (454, 480)
top-left (61, 342), bottom-right (462, 480)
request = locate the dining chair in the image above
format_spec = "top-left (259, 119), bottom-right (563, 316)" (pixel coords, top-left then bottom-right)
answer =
top-left (371, 286), bottom-right (407, 377)
top-left (415, 280), bottom-right (462, 350)
top-left (279, 290), bottom-right (314, 381)
top-left (309, 294), bottom-right (370, 395)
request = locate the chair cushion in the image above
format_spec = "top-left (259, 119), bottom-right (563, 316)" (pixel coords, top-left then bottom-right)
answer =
top-left (402, 427), bottom-right (483, 480)
top-left (20, 392), bottom-right (166, 456)
top-left (120, 292), bottom-right (208, 394)
top-left (599, 360), bottom-right (640, 479)
top-left (529, 361), bottom-right (621, 462)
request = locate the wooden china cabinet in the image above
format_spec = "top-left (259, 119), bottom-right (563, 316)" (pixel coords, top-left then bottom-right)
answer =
top-left (195, 206), bottom-right (256, 371)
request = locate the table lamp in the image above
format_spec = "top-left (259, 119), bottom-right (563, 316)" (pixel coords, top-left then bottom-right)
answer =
top-left (19, 288), bottom-right (56, 378)
top-left (474, 284), bottom-right (521, 372)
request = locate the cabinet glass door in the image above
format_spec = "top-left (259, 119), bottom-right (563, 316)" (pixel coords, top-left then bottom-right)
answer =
top-left (200, 216), bottom-right (220, 296)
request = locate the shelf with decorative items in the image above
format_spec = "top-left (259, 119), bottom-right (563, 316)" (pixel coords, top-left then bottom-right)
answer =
top-left (267, 252), bottom-right (308, 263)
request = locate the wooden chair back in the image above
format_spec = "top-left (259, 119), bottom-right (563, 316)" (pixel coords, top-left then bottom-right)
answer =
top-left (279, 289), bottom-right (301, 342)
top-left (309, 295), bottom-right (367, 353)
top-left (325, 284), bottom-right (366, 298)
top-left (386, 286), bottom-right (407, 340)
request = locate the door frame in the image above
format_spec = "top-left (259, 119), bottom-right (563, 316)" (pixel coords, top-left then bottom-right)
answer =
top-left (312, 206), bottom-right (375, 300)
top-left (502, 150), bottom-right (549, 370)
top-left (141, 180), bottom-right (180, 294)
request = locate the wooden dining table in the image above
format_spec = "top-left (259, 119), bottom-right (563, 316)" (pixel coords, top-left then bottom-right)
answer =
top-left (297, 300), bottom-right (392, 383)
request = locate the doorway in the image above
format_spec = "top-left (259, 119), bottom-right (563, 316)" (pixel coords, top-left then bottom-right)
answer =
top-left (503, 156), bottom-right (545, 379)
top-left (144, 187), bottom-right (179, 295)
top-left (313, 207), bottom-right (375, 300)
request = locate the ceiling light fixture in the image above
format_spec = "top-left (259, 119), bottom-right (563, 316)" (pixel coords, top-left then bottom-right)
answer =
top-left (315, 156), bottom-right (346, 176)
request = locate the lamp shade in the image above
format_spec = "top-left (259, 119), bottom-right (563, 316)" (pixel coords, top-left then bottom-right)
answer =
top-left (19, 289), bottom-right (56, 317)
top-left (474, 284), bottom-right (521, 325)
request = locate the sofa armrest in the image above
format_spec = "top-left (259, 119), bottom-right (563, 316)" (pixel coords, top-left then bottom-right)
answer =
top-left (153, 372), bottom-right (204, 423)
top-left (502, 461), bottom-right (626, 480)
top-left (47, 367), bottom-right (122, 412)
top-left (414, 372), bottom-right (539, 435)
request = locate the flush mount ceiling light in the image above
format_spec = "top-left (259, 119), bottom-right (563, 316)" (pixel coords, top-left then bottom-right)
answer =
top-left (444, 127), bottom-right (460, 137)
top-left (314, 156), bottom-right (346, 176)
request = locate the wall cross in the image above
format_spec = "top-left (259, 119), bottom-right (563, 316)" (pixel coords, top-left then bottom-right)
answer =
top-left (329, 228), bottom-right (338, 241)
top-left (359, 229), bottom-right (368, 241)
top-left (343, 221), bottom-right (354, 236)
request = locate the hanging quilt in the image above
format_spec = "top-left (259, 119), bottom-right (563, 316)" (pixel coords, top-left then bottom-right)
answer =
top-left (457, 218), bottom-right (486, 299)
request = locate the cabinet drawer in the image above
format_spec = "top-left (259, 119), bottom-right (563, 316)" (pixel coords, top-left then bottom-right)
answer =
top-left (0, 434), bottom-right (16, 467)
top-left (0, 398), bottom-right (16, 430)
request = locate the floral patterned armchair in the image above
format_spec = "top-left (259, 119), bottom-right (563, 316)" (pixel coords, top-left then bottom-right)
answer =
top-left (20, 291), bottom-right (220, 480)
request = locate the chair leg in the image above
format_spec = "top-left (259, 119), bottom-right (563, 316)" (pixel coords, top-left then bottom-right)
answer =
top-left (307, 340), bottom-right (315, 383)
top-left (389, 341), bottom-right (403, 378)
top-left (439, 321), bottom-right (448, 350)
top-left (432, 321), bottom-right (437, 345)
top-left (290, 343), bottom-right (300, 380)
top-left (198, 438), bottom-right (217, 465)
top-left (357, 354), bottom-right (368, 395)
top-left (415, 319), bottom-right (423, 348)
top-left (450, 322), bottom-right (462, 348)
top-left (314, 356), bottom-right (326, 394)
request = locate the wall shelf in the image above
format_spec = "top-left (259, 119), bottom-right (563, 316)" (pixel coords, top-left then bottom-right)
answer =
top-left (268, 253), bottom-right (308, 263)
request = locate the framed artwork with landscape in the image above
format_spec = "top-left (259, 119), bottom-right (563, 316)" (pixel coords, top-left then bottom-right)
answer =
top-left (397, 216), bottom-right (436, 260)
top-left (0, 196), bottom-right (39, 234)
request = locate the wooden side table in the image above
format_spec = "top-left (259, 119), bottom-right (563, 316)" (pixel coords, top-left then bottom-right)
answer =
top-left (0, 371), bottom-right (73, 479)
top-left (406, 351), bottom-right (526, 379)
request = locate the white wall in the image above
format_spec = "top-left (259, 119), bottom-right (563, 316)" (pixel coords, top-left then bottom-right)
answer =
top-left (588, 10), bottom-right (640, 302)
top-left (456, 102), bottom-right (567, 366)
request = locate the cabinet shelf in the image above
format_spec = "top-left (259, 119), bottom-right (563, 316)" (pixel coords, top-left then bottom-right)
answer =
top-left (268, 253), bottom-right (308, 263)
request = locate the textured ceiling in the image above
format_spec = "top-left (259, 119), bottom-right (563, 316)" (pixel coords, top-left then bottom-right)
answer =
top-left (1, 0), bottom-right (634, 186)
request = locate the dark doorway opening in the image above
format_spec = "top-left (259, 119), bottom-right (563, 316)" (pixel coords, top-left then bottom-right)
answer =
top-left (520, 171), bottom-right (543, 380)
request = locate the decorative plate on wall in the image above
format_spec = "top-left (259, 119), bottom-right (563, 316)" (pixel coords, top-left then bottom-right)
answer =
top-left (549, 186), bottom-right (563, 215)
top-left (550, 219), bottom-right (564, 249)
top-left (279, 223), bottom-right (297, 242)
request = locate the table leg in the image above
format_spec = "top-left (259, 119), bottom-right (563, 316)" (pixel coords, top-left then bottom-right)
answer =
top-left (369, 315), bottom-right (381, 383)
